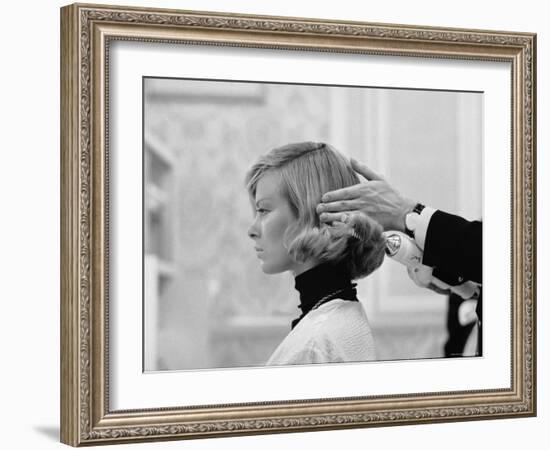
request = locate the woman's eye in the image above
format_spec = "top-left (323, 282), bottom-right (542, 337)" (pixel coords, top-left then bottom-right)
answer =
top-left (257, 208), bottom-right (269, 215)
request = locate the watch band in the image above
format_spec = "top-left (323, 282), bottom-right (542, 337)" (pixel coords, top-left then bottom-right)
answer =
top-left (412, 203), bottom-right (425, 215)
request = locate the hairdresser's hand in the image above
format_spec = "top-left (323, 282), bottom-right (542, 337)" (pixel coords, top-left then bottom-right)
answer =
top-left (317, 158), bottom-right (416, 232)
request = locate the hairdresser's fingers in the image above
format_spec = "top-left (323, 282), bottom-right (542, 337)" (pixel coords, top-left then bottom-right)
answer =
top-left (319, 212), bottom-right (351, 225)
top-left (319, 212), bottom-right (337, 224)
top-left (331, 220), bottom-right (347, 227)
top-left (350, 158), bottom-right (384, 181)
top-left (321, 185), bottom-right (362, 203)
top-left (317, 199), bottom-right (361, 213)
top-left (319, 212), bottom-right (351, 224)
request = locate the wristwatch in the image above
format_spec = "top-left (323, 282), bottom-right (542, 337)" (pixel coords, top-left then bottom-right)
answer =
top-left (404, 203), bottom-right (425, 238)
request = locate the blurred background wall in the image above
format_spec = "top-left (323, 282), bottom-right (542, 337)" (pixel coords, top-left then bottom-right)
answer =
top-left (143, 78), bottom-right (482, 371)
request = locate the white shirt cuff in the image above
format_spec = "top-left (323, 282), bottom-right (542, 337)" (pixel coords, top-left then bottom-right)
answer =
top-left (414, 206), bottom-right (437, 250)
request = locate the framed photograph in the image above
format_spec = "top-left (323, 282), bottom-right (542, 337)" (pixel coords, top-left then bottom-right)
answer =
top-left (60, 3), bottom-right (536, 446)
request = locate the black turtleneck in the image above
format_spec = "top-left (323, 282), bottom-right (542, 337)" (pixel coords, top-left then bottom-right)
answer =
top-left (291, 261), bottom-right (358, 329)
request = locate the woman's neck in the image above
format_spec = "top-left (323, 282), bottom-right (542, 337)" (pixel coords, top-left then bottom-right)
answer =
top-left (291, 259), bottom-right (319, 277)
top-left (290, 260), bottom-right (358, 329)
top-left (294, 261), bottom-right (355, 308)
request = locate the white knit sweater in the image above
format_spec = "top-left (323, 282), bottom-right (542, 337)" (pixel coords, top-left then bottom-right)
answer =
top-left (266, 299), bottom-right (376, 366)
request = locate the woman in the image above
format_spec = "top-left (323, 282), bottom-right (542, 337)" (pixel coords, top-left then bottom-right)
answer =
top-left (246, 141), bottom-right (386, 365)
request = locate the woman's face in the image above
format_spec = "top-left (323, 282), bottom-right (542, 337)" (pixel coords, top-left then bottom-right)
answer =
top-left (248, 171), bottom-right (300, 275)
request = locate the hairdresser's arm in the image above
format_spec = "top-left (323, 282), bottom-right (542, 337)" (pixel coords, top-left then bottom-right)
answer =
top-left (317, 159), bottom-right (482, 283)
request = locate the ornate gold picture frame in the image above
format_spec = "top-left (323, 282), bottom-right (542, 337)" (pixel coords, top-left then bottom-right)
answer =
top-left (60, 3), bottom-right (536, 446)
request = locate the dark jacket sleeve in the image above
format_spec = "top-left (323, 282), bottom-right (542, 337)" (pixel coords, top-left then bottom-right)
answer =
top-left (422, 210), bottom-right (482, 284)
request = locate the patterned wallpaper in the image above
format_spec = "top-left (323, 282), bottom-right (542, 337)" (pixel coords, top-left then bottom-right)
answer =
top-left (145, 80), bottom-right (338, 369)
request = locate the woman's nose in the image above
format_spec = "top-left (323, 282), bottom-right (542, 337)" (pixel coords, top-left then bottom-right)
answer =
top-left (248, 219), bottom-right (259, 239)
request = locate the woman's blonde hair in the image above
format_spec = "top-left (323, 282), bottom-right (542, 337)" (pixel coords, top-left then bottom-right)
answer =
top-left (245, 141), bottom-right (385, 279)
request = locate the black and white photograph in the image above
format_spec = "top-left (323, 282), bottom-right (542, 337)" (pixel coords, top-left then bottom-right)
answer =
top-left (143, 77), bottom-right (483, 372)
top-left (56, 2), bottom-right (537, 446)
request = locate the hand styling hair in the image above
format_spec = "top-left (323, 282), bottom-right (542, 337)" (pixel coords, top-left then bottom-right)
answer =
top-left (245, 142), bottom-right (385, 279)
